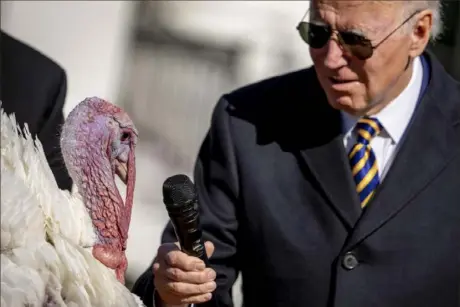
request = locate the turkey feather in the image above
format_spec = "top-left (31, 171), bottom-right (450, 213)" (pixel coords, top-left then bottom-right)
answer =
top-left (1, 103), bottom-right (145, 307)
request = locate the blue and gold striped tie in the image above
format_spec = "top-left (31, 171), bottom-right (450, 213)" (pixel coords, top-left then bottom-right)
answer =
top-left (348, 117), bottom-right (383, 208)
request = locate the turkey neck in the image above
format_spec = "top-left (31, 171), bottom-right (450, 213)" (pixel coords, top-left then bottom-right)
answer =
top-left (77, 152), bottom-right (127, 250)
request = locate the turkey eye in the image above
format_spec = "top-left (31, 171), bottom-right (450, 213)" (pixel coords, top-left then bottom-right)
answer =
top-left (120, 132), bottom-right (130, 142)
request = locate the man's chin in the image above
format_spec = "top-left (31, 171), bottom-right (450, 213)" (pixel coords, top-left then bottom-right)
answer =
top-left (326, 93), bottom-right (352, 110)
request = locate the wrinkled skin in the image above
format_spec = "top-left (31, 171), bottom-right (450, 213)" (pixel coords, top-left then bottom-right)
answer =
top-left (309, 0), bottom-right (433, 116)
top-left (60, 97), bottom-right (138, 284)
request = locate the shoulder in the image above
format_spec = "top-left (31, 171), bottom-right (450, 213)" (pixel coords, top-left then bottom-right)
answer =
top-left (213, 66), bottom-right (323, 123)
top-left (1, 31), bottom-right (65, 82)
top-left (426, 51), bottom-right (460, 125)
top-left (226, 66), bottom-right (317, 108)
top-left (209, 66), bottom-right (334, 150)
top-left (1, 31), bottom-right (67, 130)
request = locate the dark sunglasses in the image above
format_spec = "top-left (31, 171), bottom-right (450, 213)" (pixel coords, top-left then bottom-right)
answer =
top-left (296, 10), bottom-right (422, 60)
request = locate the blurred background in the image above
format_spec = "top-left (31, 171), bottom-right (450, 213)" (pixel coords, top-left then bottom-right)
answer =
top-left (2, 1), bottom-right (460, 305)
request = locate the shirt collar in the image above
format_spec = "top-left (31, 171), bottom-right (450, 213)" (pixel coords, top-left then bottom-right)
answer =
top-left (341, 55), bottom-right (424, 144)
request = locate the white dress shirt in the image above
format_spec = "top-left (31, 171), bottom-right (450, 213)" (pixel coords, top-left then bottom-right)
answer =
top-left (341, 56), bottom-right (424, 181)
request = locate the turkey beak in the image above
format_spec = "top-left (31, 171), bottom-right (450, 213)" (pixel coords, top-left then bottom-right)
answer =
top-left (115, 159), bottom-right (128, 185)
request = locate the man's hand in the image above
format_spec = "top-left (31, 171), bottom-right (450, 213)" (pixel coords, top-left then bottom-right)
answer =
top-left (153, 241), bottom-right (216, 306)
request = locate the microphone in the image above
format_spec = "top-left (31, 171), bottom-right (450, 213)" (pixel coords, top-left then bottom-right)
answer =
top-left (162, 174), bottom-right (210, 265)
top-left (162, 174), bottom-right (216, 307)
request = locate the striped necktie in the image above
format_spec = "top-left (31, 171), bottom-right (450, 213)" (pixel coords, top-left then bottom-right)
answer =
top-left (348, 117), bottom-right (383, 208)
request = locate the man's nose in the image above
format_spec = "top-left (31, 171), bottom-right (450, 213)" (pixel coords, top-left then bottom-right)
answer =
top-left (323, 37), bottom-right (347, 69)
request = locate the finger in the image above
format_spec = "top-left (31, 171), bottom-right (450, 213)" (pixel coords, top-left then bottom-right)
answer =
top-left (164, 267), bottom-right (216, 284)
top-left (161, 293), bottom-right (213, 306)
top-left (153, 243), bottom-right (182, 275)
top-left (157, 242), bottom-right (181, 258)
top-left (153, 258), bottom-right (162, 275)
top-left (165, 250), bottom-right (206, 271)
top-left (153, 244), bottom-right (175, 274)
top-left (204, 241), bottom-right (215, 258)
top-left (165, 281), bottom-right (217, 296)
top-left (180, 293), bottom-right (213, 305)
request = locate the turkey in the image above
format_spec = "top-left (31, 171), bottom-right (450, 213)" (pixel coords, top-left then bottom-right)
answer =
top-left (1, 97), bottom-right (145, 306)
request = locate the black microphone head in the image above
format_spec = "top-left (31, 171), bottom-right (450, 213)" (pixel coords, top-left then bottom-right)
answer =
top-left (162, 174), bottom-right (197, 210)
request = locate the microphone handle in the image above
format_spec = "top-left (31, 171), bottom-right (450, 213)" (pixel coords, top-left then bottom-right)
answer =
top-left (179, 236), bottom-right (217, 307)
top-left (168, 201), bottom-right (217, 306)
top-left (168, 200), bottom-right (210, 264)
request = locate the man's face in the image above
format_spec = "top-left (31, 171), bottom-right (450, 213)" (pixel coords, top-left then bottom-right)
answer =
top-left (309, 1), bottom-right (416, 115)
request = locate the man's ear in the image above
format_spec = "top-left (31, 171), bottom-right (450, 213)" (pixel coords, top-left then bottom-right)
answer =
top-left (408, 10), bottom-right (433, 58)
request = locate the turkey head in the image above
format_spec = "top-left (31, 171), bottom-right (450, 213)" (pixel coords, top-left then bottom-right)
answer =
top-left (60, 97), bottom-right (138, 284)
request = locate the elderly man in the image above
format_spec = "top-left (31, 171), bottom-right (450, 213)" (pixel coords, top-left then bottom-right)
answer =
top-left (132, 1), bottom-right (460, 306)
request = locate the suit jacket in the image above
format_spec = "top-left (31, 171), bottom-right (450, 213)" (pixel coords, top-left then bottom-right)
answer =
top-left (1, 31), bottom-right (72, 191)
top-left (132, 50), bottom-right (460, 307)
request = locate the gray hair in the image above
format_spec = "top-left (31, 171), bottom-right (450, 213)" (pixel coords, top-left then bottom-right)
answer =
top-left (402, 0), bottom-right (444, 42)
top-left (307, 0), bottom-right (444, 41)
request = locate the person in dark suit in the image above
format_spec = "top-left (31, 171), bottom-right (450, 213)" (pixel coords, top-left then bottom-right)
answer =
top-left (132, 1), bottom-right (460, 306)
top-left (1, 30), bottom-right (72, 191)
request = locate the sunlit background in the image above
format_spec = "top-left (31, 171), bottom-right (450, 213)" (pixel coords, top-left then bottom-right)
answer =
top-left (2, 1), bottom-right (460, 305)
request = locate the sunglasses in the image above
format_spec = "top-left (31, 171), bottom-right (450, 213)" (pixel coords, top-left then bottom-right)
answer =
top-left (296, 10), bottom-right (422, 60)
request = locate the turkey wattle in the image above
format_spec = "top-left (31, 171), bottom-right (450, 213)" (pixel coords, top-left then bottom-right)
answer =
top-left (60, 97), bottom-right (138, 284)
top-left (0, 97), bottom-right (144, 306)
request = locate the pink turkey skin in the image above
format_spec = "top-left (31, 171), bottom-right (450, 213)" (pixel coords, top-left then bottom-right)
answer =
top-left (80, 145), bottom-right (135, 284)
top-left (60, 97), bottom-right (138, 284)
top-left (92, 244), bottom-right (128, 284)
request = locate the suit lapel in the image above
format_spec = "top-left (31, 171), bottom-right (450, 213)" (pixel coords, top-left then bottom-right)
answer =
top-left (299, 134), bottom-right (362, 230)
top-left (345, 52), bottom-right (460, 248)
top-left (294, 86), bottom-right (362, 230)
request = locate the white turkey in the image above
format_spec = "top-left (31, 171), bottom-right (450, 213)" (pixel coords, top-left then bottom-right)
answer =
top-left (1, 97), bottom-right (146, 306)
